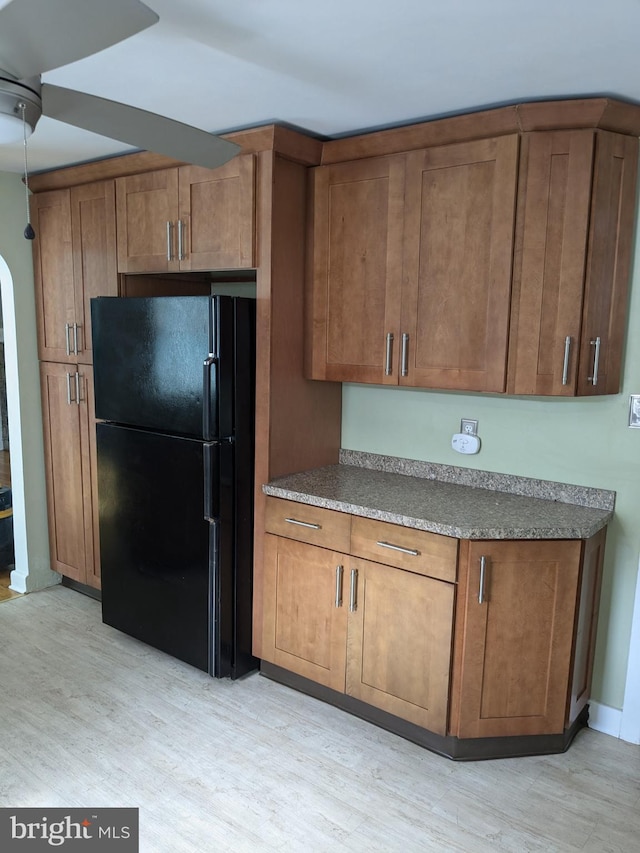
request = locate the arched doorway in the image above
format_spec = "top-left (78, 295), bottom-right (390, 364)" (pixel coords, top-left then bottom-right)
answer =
top-left (0, 238), bottom-right (57, 593)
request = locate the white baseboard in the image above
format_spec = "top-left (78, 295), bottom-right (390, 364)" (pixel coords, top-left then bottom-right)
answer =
top-left (588, 701), bottom-right (622, 739)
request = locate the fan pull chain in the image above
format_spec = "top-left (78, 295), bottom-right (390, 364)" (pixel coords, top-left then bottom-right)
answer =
top-left (20, 102), bottom-right (35, 241)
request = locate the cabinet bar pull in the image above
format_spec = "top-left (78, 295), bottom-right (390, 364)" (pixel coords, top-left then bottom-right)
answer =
top-left (65, 323), bottom-right (71, 356)
top-left (349, 568), bottom-right (358, 612)
top-left (74, 372), bottom-right (81, 405)
top-left (166, 221), bottom-right (173, 261)
top-left (479, 555), bottom-right (487, 604)
top-left (562, 335), bottom-right (571, 385)
top-left (401, 333), bottom-right (409, 377)
top-left (335, 565), bottom-right (343, 608)
top-left (588, 336), bottom-right (601, 386)
top-left (384, 332), bottom-right (394, 375)
top-left (65, 372), bottom-right (73, 405)
top-left (284, 517), bottom-right (321, 530)
top-left (177, 220), bottom-right (185, 261)
top-left (73, 323), bottom-right (79, 356)
top-left (376, 540), bottom-right (420, 557)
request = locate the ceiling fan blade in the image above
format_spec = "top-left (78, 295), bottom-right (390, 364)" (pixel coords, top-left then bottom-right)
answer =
top-left (42, 84), bottom-right (241, 170)
top-left (0, 0), bottom-right (158, 79)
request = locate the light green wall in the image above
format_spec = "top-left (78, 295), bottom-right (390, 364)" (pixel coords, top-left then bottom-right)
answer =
top-left (342, 217), bottom-right (640, 712)
top-left (0, 172), bottom-right (54, 590)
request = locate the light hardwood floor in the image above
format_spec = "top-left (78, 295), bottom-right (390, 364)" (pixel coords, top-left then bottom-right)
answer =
top-left (2, 586), bottom-right (639, 853)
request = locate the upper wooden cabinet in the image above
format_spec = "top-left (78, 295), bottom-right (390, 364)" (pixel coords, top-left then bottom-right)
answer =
top-left (308, 136), bottom-right (519, 391)
top-left (308, 155), bottom-right (405, 384)
top-left (401, 136), bottom-right (519, 392)
top-left (308, 117), bottom-right (639, 396)
top-left (115, 155), bottom-right (256, 273)
top-left (508, 130), bottom-right (638, 395)
top-left (31, 181), bottom-right (118, 364)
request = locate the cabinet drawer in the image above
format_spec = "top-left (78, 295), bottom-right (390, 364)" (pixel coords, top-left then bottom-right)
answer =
top-left (264, 497), bottom-right (351, 551)
top-left (350, 516), bottom-right (457, 582)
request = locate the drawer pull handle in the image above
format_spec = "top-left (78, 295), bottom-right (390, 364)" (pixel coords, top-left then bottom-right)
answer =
top-left (376, 540), bottom-right (420, 557)
top-left (335, 565), bottom-right (343, 608)
top-left (284, 517), bottom-right (321, 530)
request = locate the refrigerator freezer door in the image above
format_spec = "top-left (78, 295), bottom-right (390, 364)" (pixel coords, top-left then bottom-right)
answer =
top-left (97, 423), bottom-right (233, 675)
top-left (91, 296), bottom-right (235, 439)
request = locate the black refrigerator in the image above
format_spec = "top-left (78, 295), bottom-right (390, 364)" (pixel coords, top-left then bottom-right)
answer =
top-left (91, 294), bottom-right (257, 679)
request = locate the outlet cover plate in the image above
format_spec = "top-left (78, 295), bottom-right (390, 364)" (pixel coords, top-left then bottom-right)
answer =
top-left (460, 418), bottom-right (478, 436)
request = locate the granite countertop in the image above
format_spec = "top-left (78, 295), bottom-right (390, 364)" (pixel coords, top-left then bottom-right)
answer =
top-left (263, 451), bottom-right (615, 540)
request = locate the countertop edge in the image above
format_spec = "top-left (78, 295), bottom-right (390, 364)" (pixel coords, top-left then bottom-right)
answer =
top-left (263, 484), bottom-right (613, 541)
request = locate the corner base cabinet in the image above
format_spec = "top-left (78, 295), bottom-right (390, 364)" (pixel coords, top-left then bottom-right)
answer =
top-left (259, 496), bottom-right (606, 760)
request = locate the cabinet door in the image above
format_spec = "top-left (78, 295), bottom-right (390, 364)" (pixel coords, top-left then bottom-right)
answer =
top-left (577, 131), bottom-right (638, 395)
top-left (454, 540), bottom-right (581, 738)
top-left (308, 155), bottom-right (404, 383)
top-left (508, 131), bottom-right (595, 395)
top-left (401, 135), bottom-right (518, 392)
top-left (346, 558), bottom-right (454, 734)
top-left (70, 181), bottom-right (118, 363)
top-left (40, 362), bottom-right (97, 586)
top-left (178, 155), bottom-right (255, 270)
top-left (31, 190), bottom-right (76, 363)
top-left (262, 535), bottom-right (347, 691)
top-left (116, 169), bottom-right (179, 272)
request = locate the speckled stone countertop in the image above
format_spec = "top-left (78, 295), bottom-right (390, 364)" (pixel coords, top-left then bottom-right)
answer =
top-left (263, 451), bottom-right (614, 540)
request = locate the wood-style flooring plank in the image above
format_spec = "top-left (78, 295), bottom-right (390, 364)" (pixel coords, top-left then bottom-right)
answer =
top-left (1, 586), bottom-right (639, 853)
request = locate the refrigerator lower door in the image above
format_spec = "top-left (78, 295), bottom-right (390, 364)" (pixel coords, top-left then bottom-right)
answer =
top-left (97, 423), bottom-right (232, 676)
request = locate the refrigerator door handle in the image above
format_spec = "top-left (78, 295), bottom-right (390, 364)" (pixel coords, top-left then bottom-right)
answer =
top-left (203, 441), bottom-right (220, 522)
top-left (202, 355), bottom-right (219, 440)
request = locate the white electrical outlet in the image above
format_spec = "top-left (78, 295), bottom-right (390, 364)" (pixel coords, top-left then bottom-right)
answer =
top-left (460, 418), bottom-right (478, 436)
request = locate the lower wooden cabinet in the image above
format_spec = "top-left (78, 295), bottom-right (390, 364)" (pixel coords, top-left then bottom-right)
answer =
top-left (262, 534), bottom-right (454, 734)
top-left (40, 361), bottom-right (100, 589)
top-left (449, 539), bottom-right (584, 739)
top-left (260, 496), bottom-right (607, 758)
top-left (262, 535), bottom-right (347, 691)
top-left (346, 556), bottom-right (454, 734)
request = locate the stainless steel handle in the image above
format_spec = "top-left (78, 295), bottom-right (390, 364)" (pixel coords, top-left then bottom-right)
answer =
top-left (74, 371), bottom-right (81, 405)
top-left (66, 372), bottom-right (73, 405)
top-left (285, 517), bottom-right (321, 530)
top-left (385, 332), bottom-right (394, 376)
top-left (166, 221), bottom-right (173, 261)
top-left (335, 565), bottom-right (343, 608)
top-left (349, 568), bottom-right (358, 612)
top-left (589, 336), bottom-right (601, 386)
top-left (65, 322), bottom-right (71, 356)
top-left (562, 335), bottom-right (571, 385)
top-left (376, 540), bottom-right (420, 557)
top-left (401, 333), bottom-right (409, 377)
top-left (177, 220), bottom-right (185, 261)
top-left (73, 323), bottom-right (80, 355)
top-left (479, 555), bottom-right (487, 604)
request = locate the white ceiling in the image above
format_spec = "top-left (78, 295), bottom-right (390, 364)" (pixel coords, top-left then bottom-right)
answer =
top-left (1, 0), bottom-right (640, 174)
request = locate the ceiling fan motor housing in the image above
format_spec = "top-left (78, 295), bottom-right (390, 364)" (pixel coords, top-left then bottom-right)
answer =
top-left (0, 73), bottom-right (42, 138)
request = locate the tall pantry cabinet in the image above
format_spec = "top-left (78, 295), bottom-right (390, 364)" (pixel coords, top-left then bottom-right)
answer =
top-left (31, 181), bottom-right (118, 589)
